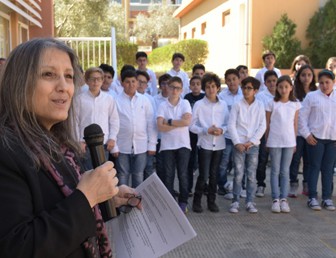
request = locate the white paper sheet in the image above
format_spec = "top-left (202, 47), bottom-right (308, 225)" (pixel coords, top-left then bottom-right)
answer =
top-left (111, 173), bottom-right (197, 258)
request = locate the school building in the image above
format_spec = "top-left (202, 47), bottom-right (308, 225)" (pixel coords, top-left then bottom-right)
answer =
top-left (0, 0), bottom-right (54, 58)
top-left (174, 0), bottom-right (328, 76)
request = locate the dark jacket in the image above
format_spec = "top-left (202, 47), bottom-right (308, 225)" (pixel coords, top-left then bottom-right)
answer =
top-left (0, 139), bottom-right (97, 258)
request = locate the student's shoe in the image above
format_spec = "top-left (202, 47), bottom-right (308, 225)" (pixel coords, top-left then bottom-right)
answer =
top-left (307, 198), bottom-right (321, 211)
top-left (302, 182), bottom-right (309, 196)
top-left (321, 199), bottom-right (336, 211)
top-left (256, 186), bottom-right (265, 197)
top-left (208, 202), bottom-right (219, 213)
top-left (288, 182), bottom-right (299, 198)
top-left (179, 202), bottom-right (188, 214)
top-left (223, 192), bottom-right (234, 200)
top-left (229, 201), bottom-right (240, 213)
top-left (280, 199), bottom-right (290, 213)
top-left (246, 202), bottom-right (258, 213)
top-left (240, 189), bottom-right (247, 198)
top-left (271, 199), bottom-right (281, 213)
top-left (192, 199), bottom-right (203, 213)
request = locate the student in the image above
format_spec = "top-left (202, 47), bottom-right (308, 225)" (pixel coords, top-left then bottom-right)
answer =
top-left (192, 64), bottom-right (206, 78)
top-left (255, 50), bottom-right (281, 91)
top-left (111, 64), bottom-right (136, 95)
top-left (184, 75), bottom-right (205, 196)
top-left (228, 77), bottom-right (266, 213)
top-left (266, 75), bottom-right (301, 213)
top-left (255, 70), bottom-right (278, 197)
top-left (236, 65), bottom-right (249, 81)
top-left (157, 76), bottom-right (192, 214)
top-left (113, 70), bottom-right (157, 188)
top-left (136, 51), bottom-right (158, 96)
top-left (299, 70), bottom-right (336, 211)
top-left (190, 73), bottom-right (229, 213)
top-left (289, 55), bottom-right (311, 82)
top-left (154, 74), bottom-right (172, 182)
top-left (167, 53), bottom-right (190, 97)
top-left (99, 63), bottom-right (116, 97)
top-left (74, 67), bottom-right (119, 170)
top-left (217, 69), bottom-right (243, 199)
top-left (289, 65), bottom-right (317, 197)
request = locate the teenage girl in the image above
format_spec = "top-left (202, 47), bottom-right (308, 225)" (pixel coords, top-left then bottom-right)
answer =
top-left (266, 75), bottom-right (301, 213)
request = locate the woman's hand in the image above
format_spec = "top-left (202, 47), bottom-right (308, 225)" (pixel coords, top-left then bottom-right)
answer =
top-left (113, 185), bottom-right (142, 210)
top-left (77, 161), bottom-right (119, 208)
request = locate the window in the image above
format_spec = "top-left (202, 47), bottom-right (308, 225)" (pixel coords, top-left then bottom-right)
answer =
top-left (201, 22), bottom-right (206, 35)
top-left (191, 27), bottom-right (195, 39)
top-left (222, 10), bottom-right (230, 27)
top-left (18, 23), bottom-right (28, 44)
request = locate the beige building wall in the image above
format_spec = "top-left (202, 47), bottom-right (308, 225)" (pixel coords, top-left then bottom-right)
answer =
top-left (175, 0), bottom-right (324, 76)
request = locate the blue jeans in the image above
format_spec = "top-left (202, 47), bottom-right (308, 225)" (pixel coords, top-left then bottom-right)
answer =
top-left (194, 148), bottom-right (223, 201)
top-left (82, 145), bottom-right (109, 171)
top-left (269, 147), bottom-right (294, 200)
top-left (217, 138), bottom-right (233, 190)
top-left (144, 154), bottom-right (154, 180)
top-left (307, 138), bottom-right (336, 200)
top-left (289, 136), bottom-right (309, 183)
top-left (162, 148), bottom-right (190, 204)
top-left (232, 146), bottom-right (259, 203)
top-left (115, 152), bottom-right (147, 188)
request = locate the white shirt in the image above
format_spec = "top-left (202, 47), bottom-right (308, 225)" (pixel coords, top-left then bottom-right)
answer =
top-left (74, 90), bottom-right (119, 146)
top-left (218, 87), bottom-right (243, 139)
top-left (299, 89), bottom-right (336, 140)
top-left (145, 68), bottom-right (158, 96)
top-left (114, 91), bottom-right (157, 154)
top-left (190, 97), bottom-right (229, 151)
top-left (228, 98), bottom-right (266, 146)
top-left (111, 79), bottom-right (124, 95)
top-left (266, 100), bottom-right (301, 148)
top-left (167, 68), bottom-right (190, 97)
top-left (144, 92), bottom-right (156, 114)
top-left (256, 88), bottom-right (274, 108)
top-left (154, 93), bottom-right (168, 139)
top-left (255, 67), bottom-right (281, 91)
top-left (157, 98), bottom-right (192, 151)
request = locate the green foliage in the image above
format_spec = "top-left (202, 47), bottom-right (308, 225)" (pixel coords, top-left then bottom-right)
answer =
top-left (148, 39), bottom-right (208, 72)
top-left (262, 14), bottom-right (302, 68)
top-left (116, 42), bottom-right (138, 73)
top-left (306, 0), bottom-right (336, 67)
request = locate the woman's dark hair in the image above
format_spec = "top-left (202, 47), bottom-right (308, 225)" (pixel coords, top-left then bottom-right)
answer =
top-left (274, 75), bottom-right (297, 102)
top-left (294, 65), bottom-right (317, 101)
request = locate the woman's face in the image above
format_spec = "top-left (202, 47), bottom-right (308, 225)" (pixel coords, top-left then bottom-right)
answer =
top-left (32, 48), bottom-right (75, 130)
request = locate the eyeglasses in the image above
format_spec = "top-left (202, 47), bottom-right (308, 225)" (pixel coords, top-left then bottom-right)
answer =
top-left (88, 77), bottom-right (103, 82)
top-left (118, 193), bottom-right (142, 214)
top-left (168, 85), bottom-right (183, 91)
top-left (241, 86), bottom-right (254, 91)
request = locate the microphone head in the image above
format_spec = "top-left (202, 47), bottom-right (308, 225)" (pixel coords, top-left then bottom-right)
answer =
top-left (83, 123), bottom-right (104, 146)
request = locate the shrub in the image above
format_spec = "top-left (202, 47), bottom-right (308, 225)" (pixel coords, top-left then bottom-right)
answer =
top-left (116, 42), bottom-right (138, 73)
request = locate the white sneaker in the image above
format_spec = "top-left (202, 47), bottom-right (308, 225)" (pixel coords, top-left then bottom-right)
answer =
top-left (255, 186), bottom-right (265, 197)
top-left (229, 201), bottom-right (240, 213)
top-left (223, 192), bottom-right (234, 200)
top-left (307, 198), bottom-right (321, 211)
top-left (240, 189), bottom-right (247, 198)
top-left (280, 199), bottom-right (290, 213)
top-left (321, 199), bottom-right (335, 211)
top-left (246, 202), bottom-right (258, 213)
top-left (271, 199), bottom-right (281, 213)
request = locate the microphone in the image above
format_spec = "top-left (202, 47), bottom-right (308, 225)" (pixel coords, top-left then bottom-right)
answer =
top-left (84, 123), bottom-right (117, 221)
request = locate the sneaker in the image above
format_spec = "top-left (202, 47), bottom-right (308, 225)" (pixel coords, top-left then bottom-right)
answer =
top-left (223, 192), bottom-right (234, 200)
top-left (179, 202), bottom-right (188, 214)
top-left (280, 199), bottom-right (290, 213)
top-left (240, 189), bottom-right (247, 198)
top-left (229, 201), bottom-right (240, 213)
top-left (256, 186), bottom-right (265, 197)
top-left (246, 202), bottom-right (258, 213)
top-left (307, 198), bottom-right (321, 211)
top-left (321, 199), bottom-right (336, 211)
top-left (271, 199), bottom-right (281, 213)
top-left (288, 182), bottom-right (299, 198)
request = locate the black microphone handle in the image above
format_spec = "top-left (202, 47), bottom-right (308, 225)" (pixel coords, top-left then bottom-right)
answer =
top-left (87, 143), bottom-right (118, 221)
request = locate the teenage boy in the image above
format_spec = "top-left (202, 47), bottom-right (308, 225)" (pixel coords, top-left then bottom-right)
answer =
top-left (99, 63), bottom-right (116, 97)
top-left (75, 67), bottom-right (119, 170)
top-left (217, 69), bottom-right (243, 199)
top-left (184, 76), bottom-right (205, 196)
top-left (113, 70), bottom-right (157, 188)
top-left (157, 76), bottom-right (192, 214)
top-left (154, 74), bottom-right (171, 182)
top-left (167, 53), bottom-right (190, 97)
top-left (111, 64), bottom-right (136, 95)
top-left (192, 64), bottom-right (206, 78)
top-left (255, 70), bottom-right (278, 197)
top-left (255, 50), bottom-right (281, 91)
top-left (236, 65), bottom-right (249, 81)
top-left (136, 51), bottom-right (157, 96)
top-left (190, 73), bottom-right (229, 213)
top-left (228, 77), bottom-right (266, 213)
